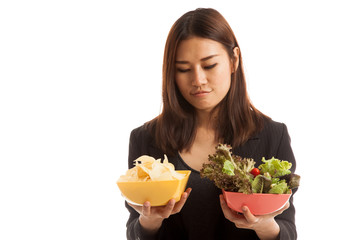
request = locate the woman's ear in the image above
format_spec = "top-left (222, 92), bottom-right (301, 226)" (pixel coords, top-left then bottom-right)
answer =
top-left (232, 47), bottom-right (240, 73)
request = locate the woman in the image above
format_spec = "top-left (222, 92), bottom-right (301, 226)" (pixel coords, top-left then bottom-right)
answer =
top-left (125, 8), bottom-right (297, 240)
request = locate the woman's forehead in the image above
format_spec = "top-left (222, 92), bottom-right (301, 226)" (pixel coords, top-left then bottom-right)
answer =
top-left (176, 37), bottom-right (227, 61)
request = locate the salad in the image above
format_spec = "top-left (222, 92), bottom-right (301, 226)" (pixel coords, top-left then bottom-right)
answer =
top-left (200, 144), bottom-right (300, 194)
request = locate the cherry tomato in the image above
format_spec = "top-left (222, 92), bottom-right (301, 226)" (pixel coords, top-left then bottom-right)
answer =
top-left (250, 168), bottom-right (260, 177)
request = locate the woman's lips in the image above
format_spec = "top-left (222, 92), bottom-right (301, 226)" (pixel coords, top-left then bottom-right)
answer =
top-left (191, 90), bottom-right (211, 97)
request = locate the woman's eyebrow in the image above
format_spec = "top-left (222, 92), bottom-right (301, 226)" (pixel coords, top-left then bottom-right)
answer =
top-left (175, 54), bottom-right (219, 64)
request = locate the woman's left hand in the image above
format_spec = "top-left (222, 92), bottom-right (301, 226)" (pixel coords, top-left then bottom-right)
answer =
top-left (219, 194), bottom-right (290, 240)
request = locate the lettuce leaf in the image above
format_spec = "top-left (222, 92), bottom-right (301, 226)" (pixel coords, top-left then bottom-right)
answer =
top-left (201, 145), bottom-right (299, 194)
top-left (269, 179), bottom-right (289, 194)
top-left (237, 157), bottom-right (256, 173)
top-left (279, 173), bottom-right (301, 189)
top-left (222, 160), bottom-right (235, 176)
top-left (252, 175), bottom-right (271, 193)
top-left (200, 144), bottom-right (253, 194)
top-left (259, 157), bottom-right (292, 177)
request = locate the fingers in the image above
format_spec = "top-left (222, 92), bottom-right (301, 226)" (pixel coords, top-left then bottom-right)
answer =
top-left (142, 201), bottom-right (151, 217)
top-left (271, 201), bottom-right (290, 217)
top-left (128, 188), bottom-right (192, 222)
top-left (127, 201), bottom-right (144, 214)
top-left (156, 199), bottom-right (173, 218)
top-left (219, 195), bottom-right (257, 229)
top-left (172, 188), bottom-right (192, 213)
top-left (219, 195), bottom-right (245, 222)
top-left (141, 188), bottom-right (192, 219)
top-left (241, 206), bottom-right (258, 224)
top-left (154, 187), bottom-right (192, 218)
top-left (219, 194), bottom-right (233, 218)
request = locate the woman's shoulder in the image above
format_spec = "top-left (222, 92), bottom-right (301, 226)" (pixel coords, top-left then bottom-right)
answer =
top-left (264, 118), bottom-right (287, 130)
top-left (129, 122), bottom-right (165, 159)
top-left (257, 118), bottom-right (289, 139)
top-left (130, 123), bottom-right (153, 144)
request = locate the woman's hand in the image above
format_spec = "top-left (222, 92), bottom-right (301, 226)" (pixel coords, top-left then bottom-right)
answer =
top-left (219, 194), bottom-right (289, 240)
top-left (127, 188), bottom-right (192, 234)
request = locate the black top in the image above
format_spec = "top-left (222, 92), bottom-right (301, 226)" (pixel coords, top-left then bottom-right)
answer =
top-left (125, 119), bottom-right (297, 240)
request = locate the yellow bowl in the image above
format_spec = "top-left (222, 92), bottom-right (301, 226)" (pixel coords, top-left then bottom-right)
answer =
top-left (117, 170), bottom-right (191, 206)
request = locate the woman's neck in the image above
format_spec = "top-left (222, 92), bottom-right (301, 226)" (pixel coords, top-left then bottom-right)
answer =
top-left (196, 109), bottom-right (217, 131)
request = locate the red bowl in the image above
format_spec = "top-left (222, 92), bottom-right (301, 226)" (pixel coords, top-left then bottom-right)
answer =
top-left (222, 189), bottom-right (291, 215)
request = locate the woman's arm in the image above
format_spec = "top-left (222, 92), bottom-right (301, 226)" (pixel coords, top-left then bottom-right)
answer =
top-left (273, 123), bottom-right (297, 240)
top-left (125, 202), bottom-right (157, 240)
top-left (220, 195), bottom-right (289, 240)
top-left (124, 127), bottom-right (192, 240)
top-left (125, 128), bottom-right (157, 240)
top-left (220, 122), bottom-right (298, 240)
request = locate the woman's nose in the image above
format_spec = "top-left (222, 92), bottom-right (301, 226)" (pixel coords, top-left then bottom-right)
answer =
top-left (192, 67), bottom-right (207, 86)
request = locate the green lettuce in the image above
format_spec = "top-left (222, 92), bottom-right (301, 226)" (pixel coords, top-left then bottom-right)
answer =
top-left (200, 144), bottom-right (300, 194)
top-left (252, 175), bottom-right (271, 193)
top-left (200, 144), bottom-right (254, 194)
top-left (222, 160), bottom-right (235, 176)
top-left (269, 179), bottom-right (289, 194)
top-left (259, 157), bottom-right (292, 177)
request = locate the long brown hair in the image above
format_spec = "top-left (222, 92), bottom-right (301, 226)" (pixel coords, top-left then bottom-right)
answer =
top-left (146, 8), bottom-right (269, 155)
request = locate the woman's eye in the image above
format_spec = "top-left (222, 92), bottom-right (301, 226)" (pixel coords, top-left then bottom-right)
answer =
top-left (177, 68), bottom-right (190, 73)
top-left (204, 63), bottom-right (217, 70)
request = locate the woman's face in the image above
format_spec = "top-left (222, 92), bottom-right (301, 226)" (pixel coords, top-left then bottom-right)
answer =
top-left (175, 37), bottom-right (237, 113)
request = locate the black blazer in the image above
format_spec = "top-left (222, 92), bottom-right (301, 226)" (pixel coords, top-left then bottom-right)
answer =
top-left (125, 119), bottom-right (297, 240)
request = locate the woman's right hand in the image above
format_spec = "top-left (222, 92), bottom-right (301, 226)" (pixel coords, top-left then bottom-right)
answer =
top-left (127, 188), bottom-right (192, 234)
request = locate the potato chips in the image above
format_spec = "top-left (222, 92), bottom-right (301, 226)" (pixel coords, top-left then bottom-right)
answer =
top-left (119, 155), bottom-right (186, 182)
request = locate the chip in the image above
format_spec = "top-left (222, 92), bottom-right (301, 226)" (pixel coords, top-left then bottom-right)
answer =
top-left (118, 155), bottom-right (186, 182)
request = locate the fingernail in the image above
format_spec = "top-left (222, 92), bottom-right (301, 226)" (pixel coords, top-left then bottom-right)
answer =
top-left (242, 206), bottom-right (247, 212)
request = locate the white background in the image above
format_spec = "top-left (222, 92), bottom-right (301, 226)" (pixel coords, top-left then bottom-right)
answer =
top-left (1, 0), bottom-right (359, 239)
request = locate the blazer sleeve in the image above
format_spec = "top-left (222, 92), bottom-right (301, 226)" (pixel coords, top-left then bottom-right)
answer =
top-left (125, 127), bottom-right (159, 240)
top-left (274, 123), bottom-right (298, 240)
